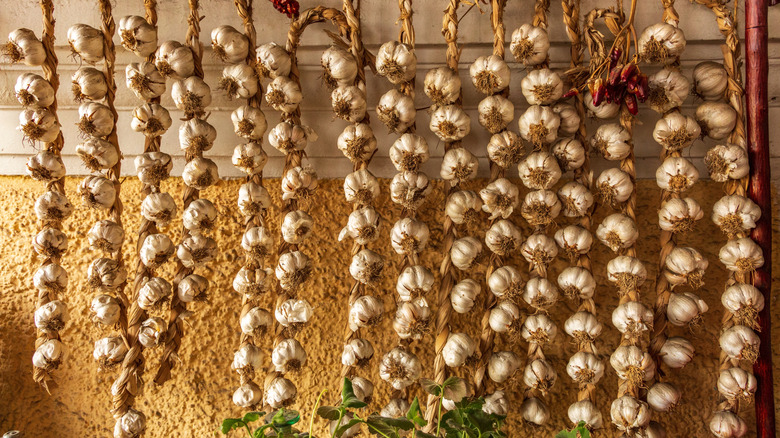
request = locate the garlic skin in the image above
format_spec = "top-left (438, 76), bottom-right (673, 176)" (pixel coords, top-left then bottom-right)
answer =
top-left (125, 62), bottom-right (166, 100)
top-left (155, 40), bottom-right (195, 79)
top-left (554, 225), bottom-right (592, 259)
top-left (485, 220), bottom-right (522, 256)
top-left (551, 138), bottom-right (585, 171)
top-left (137, 277), bottom-right (172, 310)
top-left (610, 345), bottom-right (655, 384)
top-left (693, 61), bottom-right (728, 101)
top-left (331, 85), bottom-right (367, 123)
top-left (597, 213), bottom-right (639, 252)
top-left (718, 367), bottom-right (757, 403)
top-left (390, 218), bottom-right (430, 255)
top-left (480, 178), bottom-right (519, 220)
top-left (345, 170), bottom-right (380, 205)
top-left (558, 182), bottom-right (594, 218)
top-left (591, 123), bottom-right (631, 160)
top-left (705, 144), bottom-right (749, 182)
top-left (647, 68), bottom-right (691, 113)
top-left (348, 295), bottom-right (385, 331)
top-left (656, 156), bottom-right (699, 193)
top-left (233, 266), bottom-right (274, 298)
top-left (118, 16), bottom-right (157, 58)
top-left (131, 104), bottom-right (172, 138)
top-left (240, 307), bottom-right (272, 336)
top-left (521, 397), bottom-right (550, 426)
top-left (265, 377), bottom-right (297, 408)
top-left (276, 251), bottom-right (312, 291)
top-left (138, 317), bottom-right (167, 348)
top-left (74, 103), bottom-right (113, 139)
top-left (331, 413), bottom-right (360, 438)
top-left (664, 247), bottom-right (709, 289)
top-left (451, 237), bottom-right (482, 271)
top-left (351, 377), bottom-right (374, 403)
top-left (349, 249), bottom-right (384, 285)
top-left (440, 148), bottom-right (479, 183)
top-left (140, 233), bottom-right (175, 268)
top-left (376, 41), bottom-right (416, 84)
top-left (177, 274), bottom-right (209, 303)
top-left (232, 142), bottom-right (268, 176)
top-left (90, 294), bottom-right (119, 326)
top-left (220, 64), bottom-right (260, 99)
top-left (72, 67), bottom-right (108, 101)
top-left (612, 302), bottom-right (654, 335)
top-left (719, 237), bottom-right (764, 274)
top-left (488, 350), bottom-right (521, 383)
top-left (379, 348), bottom-right (421, 390)
top-left (445, 190), bottom-right (482, 225)
top-left (442, 333), bottom-right (476, 368)
top-left (321, 46), bottom-right (358, 88)
top-left (430, 105), bottom-right (471, 142)
top-left (33, 264), bottom-right (68, 295)
top-left (182, 157), bottom-right (219, 190)
top-left (610, 396), bottom-right (651, 432)
top-left (585, 92), bottom-right (620, 119)
top-left (238, 182), bottom-right (271, 218)
top-left (470, 55), bottom-right (510, 95)
top-left (520, 68), bottom-right (563, 105)
top-left (341, 338), bottom-right (374, 367)
top-left (482, 391), bottom-right (509, 416)
top-left (397, 265), bottom-right (434, 302)
top-left (233, 382), bottom-right (262, 408)
top-left (114, 409), bottom-right (147, 438)
top-left (451, 278), bottom-right (480, 314)
top-left (523, 359), bottom-right (557, 392)
top-left (720, 325), bottom-right (760, 362)
top-left (659, 336), bottom-right (694, 369)
top-left (568, 400), bottom-right (603, 430)
top-left (255, 42), bottom-right (291, 79)
top-left (32, 339), bottom-right (66, 370)
top-left (141, 192), bottom-right (177, 226)
top-left (487, 131), bottom-right (524, 169)
top-left (557, 266), bottom-right (596, 300)
top-left (32, 228), bottom-right (68, 258)
top-left (93, 336), bottom-right (128, 366)
top-left (522, 314), bottom-right (557, 344)
top-left (269, 122), bottom-right (316, 155)
top-left (521, 190), bottom-right (561, 227)
top-left (393, 300), bottom-right (431, 340)
top-left (638, 23), bottom-right (686, 64)
top-left (523, 278), bottom-right (559, 311)
top-left (18, 108), bottom-right (60, 143)
top-left (712, 195), bottom-right (761, 236)
top-left (88, 220), bottom-right (124, 253)
top-left (518, 105), bottom-right (560, 147)
top-left (272, 338), bottom-right (307, 373)
top-left (518, 151), bottom-right (562, 190)
top-left (67, 24), bottom-right (104, 63)
top-left (275, 299), bottom-right (313, 328)
top-left (658, 197), bottom-right (703, 233)
top-left (696, 102), bottom-right (737, 140)
top-left (521, 233), bottom-right (559, 271)
top-left (565, 311), bottom-right (603, 343)
top-left (231, 106), bottom-right (267, 142)
top-left (211, 25), bottom-right (249, 64)
top-left (424, 67), bottom-right (461, 105)
top-left (176, 235), bottom-right (217, 268)
top-left (510, 24), bottom-right (549, 66)
top-left (35, 190), bottom-right (73, 222)
top-left (338, 123), bottom-right (377, 164)
top-left (381, 398), bottom-right (410, 418)
top-left (488, 301), bottom-right (521, 333)
top-left (552, 102), bottom-right (581, 137)
top-left (76, 138), bottom-right (119, 172)
top-left (338, 206), bottom-right (380, 245)
top-left (478, 95), bottom-right (514, 134)
top-left (15, 73), bottom-right (55, 108)
top-left (566, 352), bottom-right (605, 384)
top-left (653, 112), bottom-right (701, 151)
top-left (171, 77), bottom-right (212, 116)
top-left (6, 28), bottom-right (46, 66)
top-left (87, 258), bottom-right (127, 291)
top-left (281, 166), bottom-right (318, 201)
top-left (34, 300), bottom-right (69, 333)
top-left (179, 118), bottom-right (217, 154)
top-left (27, 150), bottom-right (65, 183)
top-left (709, 410), bottom-right (748, 438)
top-left (721, 283), bottom-right (765, 320)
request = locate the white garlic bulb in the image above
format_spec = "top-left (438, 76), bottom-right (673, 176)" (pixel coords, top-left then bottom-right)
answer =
top-left (397, 265), bottom-right (434, 302)
top-left (90, 294), bottom-right (119, 326)
top-left (255, 42), bottom-right (291, 79)
top-left (554, 225), bottom-right (592, 259)
top-left (722, 283), bottom-right (765, 322)
top-left (520, 68), bottom-right (563, 105)
top-left (211, 25), bottom-right (249, 64)
top-left (610, 396), bottom-right (651, 432)
top-left (390, 218), bottom-right (430, 255)
top-left (177, 234), bottom-right (216, 268)
top-left (720, 325), bottom-right (760, 362)
top-left (552, 102), bottom-right (581, 137)
top-left (344, 169), bottom-right (379, 205)
top-left (179, 118), bottom-right (216, 154)
top-left (18, 108), bottom-right (60, 143)
top-left (510, 24), bottom-right (549, 66)
top-left (697, 101), bottom-right (737, 140)
top-left (240, 307), bottom-right (272, 336)
top-left (451, 236), bottom-right (482, 271)
top-left (430, 105), bottom-right (471, 142)
top-left (565, 311), bottom-right (603, 344)
top-left (32, 339), bottom-right (66, 370)
top-left (693, 61), bottom-right (728, 101)
top-left (220, 64), bottom-right (259, 99)
top-left (231, 105), bottom-right (267, 141)
top-left (269, 122), bottom-right (316, 155)
top-left (424, 67), bottom-right (461, 105)
top-left (35, 190), bottom-right (72, 222)
top-left (338, 123), bottom-right (377, 164)
top-left (558, 182), bottom-right (594, 218)
top-left (275, 298), bottom-right (313, 328)
top-left (390, 172), bottom-right (431, 210)
top-left (76, 138), bottom-right (119, 172)
top-left (93, 336), bottom-right (128, 367)
top-left (664, 247), bottom-right (709, 289)
top-left (648, 384), bottom-right (680, 416)
top-left (591, 123), bottom-right (630, 160)
top-left (155, 40), bottom-right (195, 79)
top-left (653, 111), bottom-right (701, 151)
top-left (568, 400), bottom-right (603, 430)
top-left (349, 295), bottom-right (385, 331)
top-left (551, 138), bottom-right (585, 171)
top-left (522, 314), bottom-right (557, 344)
top-left (610, 345), bottom-right (655, 384)
top-left (712, 195), bottom-right (761, 236)
top-left (242, 227), bottom-right (273, 260)
top-left (182, 157), bottom-right (219, 190)
top-left (233, 382), bottom-right (262, 408)
top-left (87, 220), bottom-right (123, 253)
top-left (34, 300), bottom-right (68, 333)
top-left (705, 144), bottom-right (749, 182)
top-left (275, 251), bottom-right (312, 291)
top-left (349, 249), bottom-right (384, 285)
top-left (321, 45), bottom-right (358, 88)
top-left (87, 258), bottom-right (127, 291)
top-left (379, 348), bottom-right (421, 390)
top-left (523, 277), bottom-right (559, 311)
top-left (374, 90), bottom-right (416, 134)
top-left (331, 85), bottom-right (367, 123)
top-left (451, 278), bottom-right (480, 313)
top-left (488, 350), bottom-right (521, 383)
top-left (171, 76), bottom-right (212, 116)
top-left (480, 178), bottom-right (518, 220)
top-left (238, 182), bottom-right (271, 218)
top-left (177, 274), bottom-right (209, 303)
top-left (656, 156), bottom-right (699, 193)
top-left (612, 301), bottom-right (654, 335)
top-left (521, 190), bottom-right (561, 227)
top-left (470, 55), bottom-right (510, 95)
top-left (32, 228), bottom-right (68, 258)
top-left (272, 338), bottom-right (307, 372)
top-left (518, 105), bottom-right (560, 147)
top-left (483, 391), bottom-right (509, 416)
top-left (595, 168), bottom-right (633, 206)
top-left (342, 338), bottom-right (374, 367)
top-left (265, 376), bottom-right (297, 408)
top-left (351, 377), bottom-right (374, 403)
top-left (440, 147), bottom-right (478, 183)
top-left (638, 23), bottom-right (686, 64)
top-left (389, 133), bottom-right (428, 172)
top-left (140, 233), bottom-right (175, 268)
top-left (718, 367), bottom-right (757, 402)
top-left (71, 66), bottom-right (107, 101)
top-left (584, 92), bottom-right (619, 119)
top-left (138, 317), bottom-right (167, 348)
top-left (488, 301), bottom-right (521, 333)
top-left (557, 266), bottom-right (596, 300)
top-left (232, 142), bottom-right (268, 175)
top-left (118, 15), bottom-right (157, 58)
top-left (131, 104), bottom-right (171, 138)
top-left (15, 73), bottom-right (54, 108)
top-left (137, 277), bottom-right (172, 310)
top-left (381, 398), bottom-right (410, 418)
top-left (709, 410), bottom-right (748, 438)
top-left (281, 166), bottom-right (318, 201)
top-left (442, 333), bottom-right (476, 368)
top-left (658, 197), bottom-right (703, 233)
top-left (521, 233), bottom-right (558, 270)
top-left (648, 68), bottom-right (691, 113)
top-left (519, 151), bottom-right (562, 190)
top-left (719, 237), bottom-right (764, 274)
top-left (393, 300), bottom-right (431, 340)
top-left (233, 266), bottom-right (274, 298)
top-left (485, 220), bottom-right (521, 256)
top-left (5, 28), bottom-right (45, 66)
top-left (523, 359), bottom-right (557, 392)
top-left (521, 397), bottom-right (550, 426)
top-left (376, 41), bottom-right (416, 84)
top-left (141, 192), bottom-right (177, 226)
top-left (125, 62), bottom-right (165, 100)
top-left (445, 190), bottom-right (482, 225)
top-left (114, 409), bottom-right (146, 438)
top-left (487, 266), bottom-right (522, 302)
top-left (26, 150), bottom-right (65, 183)
top-left (338, 206), bottom-right (380, 245)
top-left (566, 352), bottom-right (604, 384)
top-left (659, 336), bottom-right (694, 369)
top-left (597, 213), bottom-right (639, 252)
top-left (487, 130), bottom-right (524, 169)
top-left (67, 24), bottom-right (104, 63)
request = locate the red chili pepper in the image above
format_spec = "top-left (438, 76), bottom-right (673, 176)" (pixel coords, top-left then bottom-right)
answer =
top-left (636, 74), bottom-right (649, 102)
top-left (609, 47), bottom-right (622, 70)
top-left (592, 79), bottom-right (606, 106)
top-left (562, 88), bottom-right (579, 99)
top-left (620, 64), bottom-right (639, 83)
top-left (626, 76), bottom-right (639, 94)
top-left (625, 93), bottom-right (639, 115)
top-left (608, 64), bottom-right (622, 86)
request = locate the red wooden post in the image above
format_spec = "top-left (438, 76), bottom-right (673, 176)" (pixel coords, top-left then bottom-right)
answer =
top-left (746, 0), bottom-right (775, 437)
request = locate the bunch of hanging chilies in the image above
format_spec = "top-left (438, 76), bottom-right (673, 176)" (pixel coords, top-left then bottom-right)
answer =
top-left (8, 0), bottom-right (764, 436)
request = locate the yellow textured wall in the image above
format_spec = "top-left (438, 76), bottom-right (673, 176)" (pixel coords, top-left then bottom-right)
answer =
top-left (0, 176), bottom-right (778, 437)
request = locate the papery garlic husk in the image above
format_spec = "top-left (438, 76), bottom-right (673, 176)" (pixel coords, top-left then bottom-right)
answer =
top-left (451, 236), bottom-right (482, 271)
top-left (87, 220), bottom-right (124, 253)
top-left (523, 359), bottom-right (557, 392)
top-left (67, 24), bottom-right (104, 63)
top-left (722, 283), bottom-right (764, 328)
top-left (140, 233), bottom-right (175, 268)
top-left (87, 257), bottom-right (127, 291)
top-left (697, 101), bottom-right (737, 140)
top-left (659, 336), bottom-right (694, 369)
top-left (596, 168), bottom-right (634, 206)
top-left (77, 102), bottom-right (115, 138)
top-left (137, 277), bottom-right (172, 310)
top-left (34, 299), bottom-right (69, 333)
top-left (653, 111), bottom-right (701, 151)
top-left (523, 277), bottom-right (559, 312)
top-left (5, 28), bottom-right (45, 66)
top-left (342, 338), bottom-right (374, 368)
top-left (610, 345), bottom-right (655, 386)
top-left (487, 130), bottom-right (524, 168)
top-left (182, 157), bottom-right (219, 190)
top-left (79, 175), bottom-right (116, 209)
top-left (272, 338), bottom-right (307, 373)
top-left (138, 317), bottom-right (167, 348)
top-left (520, 68), bottom-right (563, 105)
top-left (282, 210), bottom-right (313, 245)
top-left (597, 213), bottom-right (638, 253)
top-left (712, 195), bottom-right (761, 236)
top-left (638, 23), bottom-right (686, 64)
top-left (331, 85), bottom-right (366, 123)
top-left (521, 233), bottom-right (558, 272)
top-left (519, 151), bottom-right (562, 190)
top-left (584, 91), bottom-right (620, 119)
top-left (488, 301), bottom-right (522, 334)
top-left (379, 347), bottom-right (421, 390)
top-left (656, 156), bottom-right (699, 193)
top-left (220, 64), bottom-right (259, 100)
top-left (488, 350), bottom-right (521, 383)
top-left (15, 73), bottom-right (54, 108)
top-left (125, 62), bottom-right (166, 100)
top-left (275, 251), bottom-right (312, 291)
top-left (430, 105), bottom-right (471, 142)
top-left (485, 219), bottom-right (521, 256)
top-left (521, 397), bottom-right (550, 426)
top-left (719, 237), bottom-right (764, 274)
top-left (610, 396), bottom-right (651, 432)
top-left (35, 190), bottom-right (72, 222)
top-left (510, 24), bottom-right (549, 66)
top-left (349, 249), bottom-right (384, 285)
top-left (705, 144), bottom-right (749, 182)
top-left (265, 376), bottom-right (297, 408)
top-left (71, 66), bottom-right (107, 102)
top-left (275, 298), bottom-right (313, 328)
top-left (648, 68), bottom-right (691, 113)
top-left (612, 301), bottom-right (654, 335)
top-left (558, 182), bottom-right (594, 218)
top-left (393, 299), bottom-right (431, 340)
top-left (118, 15), bottom-right (157, 57)
top-left (141, 192), bottom-right (177, 226)
top-left (720, 325), bottom-right (760, 363)
top-left (176, 234), bottom-right (217, 268)
top-left (469, 55), bottom-right (510, 95)
top-left (521, 190), bottom-right (561, 227)
top-left (659, 197), bottom-right (703, 233)
top-left (451, 278), bottom-right (480, 313)
top-left (238, 182), bottom-right (271, 218)
top-left (480, 178), bottom-right (519, 220)
top-left (444, 190), bottom-right (481, 226)
top-left (551, 138), bottom-right (585, 171)
top-left (554, 225), bottom-right (592, 260)
top-left (177, 274), bottom-right (209, 303)
top-left (27, 150), bottom-right (65, 183)
top-left (424, 67), bottom-right (461, 105)
top-left (551, 102), bottom-right (580, 137)
top-left (607, 255), bottom-right (647, 292)
top-left (179, 118), bottom-right (217, 155)
top-left (18, 108), bottom-right (59, 143)
top-left (113, 408), bottom-right (146, 438)
top-left (233, 382), bottom-right (263, 408)
top-left (693, 61), bottom-right (728, 101)
top-left (565, 311), bottom-right (603, 345)
top-left (381, 398), bottom-right (410, 418)
top-left (268, 122), bottom-right (316, 155)
top-left (155, 40), bottom-right (195, 79)
top-left (478, 391), bottom-right (508, 416)
top-left (518, 105), bottom-right (560, 147)
top-left (32, 227), bottom-right (68, 259)
top-left (390, 171), bottom-right (431, 210)
top-left (568, 400), bottom-right (603, 430)
top-left (440, 147), bottom-right (478, 183)
top-left (522, 313), bottom-right (557, 344)
top-left (390, 133), bottom-right (429, 172)
top-left (390, 218), bottom-right (429, 255)
top-left (375, 89), bottom-right (416, 134)
top-left (709, 410), bottom-right (748, 438)
top-left (76, 138), bottom-right (119, 172)
top-left (664, 247), bottom-right (709, 290)
top-left (281, 166), bottom-right (318, 201)
top-left (211, 25), bottom-right (249, 64)
top-left (171, 76), bottom-right (212, 117)
top-left (397, 265), bottom-right (434, 302)
top-left (240, 307), bottom-right (272, 336)
top-left (351, 376), bottom-right (374, 404)
top-left (90, 294), bottom-right (119, 326)
top-left (32, 339), bottom-right (66, 370)
top-left (591, 123), bottom-right (631, 160)
top-left (718, 367), bottom-right (757, 402)
top-left (558, 266), bottom-right (596, 300)
top-left (338, 206), bottom-right (380, 246)
top-left (339, 123), bottom-right (377, 164)
top-left (232, 142), bottom-right (268, 175)
top-left (442, 332), bottom-right (476, 368)
top-left (376, 41), bottom-right (416, 84)
top-left (321, 45), bottom-right (358, 88)
top-left (566, 351), bottom-right (604, 385)
top-left (93, 336), bottom-right (128, 367)
top-left (231, 105), bottom-right (267, 140)
top-left (255, 42), bottom-right (291, 79)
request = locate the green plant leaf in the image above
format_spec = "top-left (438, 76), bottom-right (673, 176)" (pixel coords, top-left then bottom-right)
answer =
top-left (373, 415), bottom-right (414, 431)
top-left (415, 432), bottom-right (437, 438)
top-left (554, 431), bottom-right (575, 438)
top-left (317, 406), bottom-right (342, 421)
top-left (270, 409), bottom-right (301, 427)
top-left (364, 416), bottom-right (397, 436)
top-left (420, 378), bottom-right (441, 396)
top-left (341, 378), bottom-right (368, 409)
top-left (440, 377), bottom-right (467, 403)
top-left (221, 418), bottom-right (245, 434)
top-left (336, 418), bottom-right (363, 437)
top-left (243, 412), bottom-right (264, 424)
top-left (405, 397), bottom-right (427, 427)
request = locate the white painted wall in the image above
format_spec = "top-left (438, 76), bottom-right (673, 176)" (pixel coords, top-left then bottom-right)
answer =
top-left (0, 0), bottom-right (778, 180)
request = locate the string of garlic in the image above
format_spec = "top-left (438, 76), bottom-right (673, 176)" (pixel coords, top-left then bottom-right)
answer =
top-left (155, 0), bottom-right (219, 389)
top-left (14, 0), bottom-right (70, 394)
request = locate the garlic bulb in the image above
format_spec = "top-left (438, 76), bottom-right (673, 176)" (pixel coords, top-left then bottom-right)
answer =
top-left (282, 167), bottom-right (319, 202)
top-left (34, 300), bottom-right (68, 333)
top-left (351, 377), bottom-right (374, 403)
top-left (177, 234), bottom-right (217, 268)
top-left (424, 67), bottom-right (461, 105)
top-left (470, 55), bottom-right (510, 95)
top-left (344, 169), bottom-right (380, 205)
top-left (141, 192), bottom-right (177, 226)
top-left (182, 157), bottom-right (219, 190)
top-left (664, 247), bottom-right (709, 289)
top-left (177, 274), bottom-right (209, 303)
top-left (596, 213), bottom-right (638, 252)
top-left (137, 277), bottom-right (172, 310)
top-left (18, 108), bottom-right (59, 143)
top-left (27, 150), bottom-right (65, 183)
top-left (523, 359), bottom-right (557, 392)
top-left (232, 142), bottom-right (268, 175)
top-left (275, 298), bottom-right (313, 329)
top-left (321, 45), bottom-right (358, 88)
top-left (387, 168), bottom-right (427, 207)
top-left (566, 352), bottom-right (605, 384)
top-left (376, 41), bottom-right (416, 84)
top-left (521, 233), bottom-right (559, 270)
top-left (451, 237), bottom-right (482, 271)
top-left (393, 300), bottom-right (431, 340)
top-left (87, 220), bottom-right (124, 253)
top-left (520, 68), bottom-right (563, 105)
top-left (610, 396), bottom-right (651, 432)
top-left (211, 25), bottom-right (249, 64)
top-left (32, 339), bottom-right (65, 370)
top-left (330, 85), bottom-right (366, 123)
top-left (440, 148), bottom-right (478, 183)
top-left (584, 92), bottom-right (620, 119)
top-left (255, 42), bottom-right (291, 79)
top-left (558, 182), bottom-right (594, 218)
top-left (430, 105), bottom-right (471, 142)
top-left (93, 336), bottom-right (128, 367)
top-left (610, 345), bottom-right (655, 384)
top-left (568, 400), bottom-right (603, 430)
top-left (342, 338), bottom-right (374, 368)
top-left (35, 190), bottom-right (72, 222)
top-left (32, 228), bottom-right (68, 259)
top-left (480, 178), bottom-right (519, 220)
top-left (275, 251), bottom-right (312, 291)
top-left (722, 283), bottom-right (764, 324)
top-left (444, 190), bottom-right (481, 226)
top-left (269, 122), bottom-right (316, 154)
top-left (656, 156), bottom-right (699, 193)
top-left (488, 301), bottom-right (521, 333)
top-left (389, 133), bottom-right (428, 172)
top-left (379, 348), bottom-right (421, 390)
top-left (551, 138), bottom-right (585, 172)
top-left (487, 131), bottom-right (524, 169)
top-left (114, 408), bottom-right (146, 438)
top-left (330, 413), bottom-right (360, 438)
top-left (481, 391), bottom-right (509, 416)
top-left (518, 105), bottom-right (560, 147)
top-left (5, 28), bottom-right (45, 66)
top-left (521, 190), bottom-right (561, 227)
top-left (653, 112), bottom-right (701, 151)
top-left (349, 249), bottom-right (384, 285)
top-left (90, 294), bottom-right (119, 326)
top-left (76, 138), bottom-right (119, 172)
top-left (638, 23), bottom-right (686, 64)
top-left (140, 233), bottom-right (175, 268)
top-left (451, 278), bottom-right (480, 313)
top-left (510, 24), bottom-right (549, 66)
top-left (238, 182), bottom-right (271, 218)
top-left (595, 168), bottom-right (633, 206)
top-left (391, 218), bottom-right (429, 255)
top-left (659, 336), bottom-right (694, 369)
top-left (118, 16), bottom-right (157, 58)
top-left (397, 265), bottom-right (434, 302)
top-left (696, 102), bottom-right (737, 140)
top-left (272, 338), bottom-right (307, 372)
top-left (565, 311), bottom-right (603, 344)
top-left (87, 258), bottom-right (127, 291)
top-left (240, 307), bottom-right (272, 336)
top-left (488, 350), bottom-right (521, 383)
top-left (523, 278), bottom-right (559, 311)
top-left (712, 195), bottom-right (761, 236)
top-left (67, 24), bottom-right (104, 63)
top-left (220, 64), bottom-right (259, 99)
top-left (15, 73), bottom-right (54, 108)
top-left (125, 62), bottom-right (166, 100)
top-left (77, 102), bottom-right (116, 138)
top-left (339, 123), bottom-right (377, 164)
top-left (478, 96), bottom-right (514, 134)
top-left (552, 102), bottom-right (581, 137)
top-left (591, 123), bottom-right (631, 160)
top-left (648, 68), bottom-right (691, 113)
top-left (522, 314), bottom-right (557, 344)
top-left (179, 118), bottom-right (217, 154)
top-left (659, 197), bottom-right (703, 233)
top-left (521, 397), bottom-right (550, 426)
top-left (519, 152), bottom-right (562, 190)
top-left (485, 220), bottom-right (521, 256)
top-left (693, 61), bottom-right (728, 101)
top-left (265, 376), bottom-right (297, 408)
top-left (231, 105), bottom-right (267, 141)
top-left (79, 176), bottom-right (116, 209)
top-left (709, 410), bottom-right (748, 438)
top-left (381, 398), bottom-right (410, 418)
top-left (155, 40), bottom-right (195, 79)
top-left (171, 76), bottom-right (212, 117)
top-left (705, 144), bottom-right (749, 182)
top-left (374, 89), bottom-right (416, 134)
top-left (487, 265), bottom-right (523, 301)
top-left (612, 301), bottom-right (654, 335)
top-left (338, 207), bottom-right (379, 245)
top-left (557, 266), bottom-right (596, 300)
top-left (233, 266), bottom-right (274, 298)
top-left (138, 317), bottom-right (167, 348)
top-left (718, 367), bottom-right (757, 402)
top-left (233, 382), bottom-right (262, 408)
top-left (720, 325), bottom-right (760, 362)
top-left (554, 225), bottom-right (593, 259)
top-left (282, 210), bottom-right (313, 245)
top-left (719, 237), bottom-right (764, 274)
top-left (442, 333), bottom-right (476, 368)
top-left (71, 67), bottom-right (108, 102)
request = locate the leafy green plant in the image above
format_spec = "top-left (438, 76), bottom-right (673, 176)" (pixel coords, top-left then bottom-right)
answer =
top-left (555, 421), bottom-right (591, 438)
top-left (221, 409), bottom-right (308, 438)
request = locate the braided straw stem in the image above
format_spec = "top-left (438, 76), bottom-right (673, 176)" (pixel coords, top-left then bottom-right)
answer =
top-left (32, 0), bottom-right (67, 392)
top-left (398, 0), bottom-right (415, 99)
